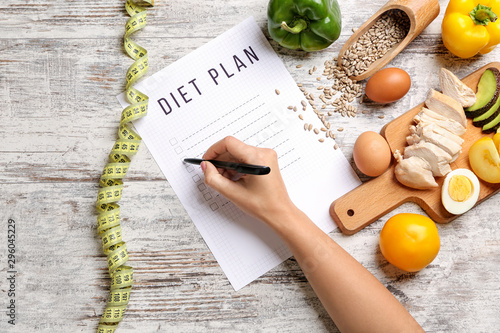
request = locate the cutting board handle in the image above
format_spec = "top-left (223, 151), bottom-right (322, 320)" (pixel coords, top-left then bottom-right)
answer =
top-left (329, 165), bottom-right (417, 234)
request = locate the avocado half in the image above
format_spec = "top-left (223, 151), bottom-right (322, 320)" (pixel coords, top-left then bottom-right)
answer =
top-left (466, 68), bottom-right (500, 119)
top-left (482, 108), bottom-right (500, 133)
top-left (473, 92), bottom-right (500, 127)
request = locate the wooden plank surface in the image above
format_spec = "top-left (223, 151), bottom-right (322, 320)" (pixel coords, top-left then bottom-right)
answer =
top-left (1, 0), bottom-right (499, 332)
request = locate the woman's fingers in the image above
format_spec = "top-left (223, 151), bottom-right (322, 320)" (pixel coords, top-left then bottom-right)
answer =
top-left (203, 136), bottom-right (253, 161)
top-left (202, 161), bottom-right (240, 196)
top-left (200, 139), bottom-right (293, 223)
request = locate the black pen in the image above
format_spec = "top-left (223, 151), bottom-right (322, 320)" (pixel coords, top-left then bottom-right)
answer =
top-left (183, 158), bottom-right (271, 175)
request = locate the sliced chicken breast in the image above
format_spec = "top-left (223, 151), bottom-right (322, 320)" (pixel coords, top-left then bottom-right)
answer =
top-left (408, 123), bottom-right (462, 157)
top-left (425, 89), bottom-right (467, 128)
top-left (417, 121), bottom-right (464, 145)
top-left (394, 150), bottom-right (438, 189)
top-left (414, 108), bottom-right (466, 136)
top-left (404, 141), bottom-right (453, 177)
top-left (439, 68), bottom-right (476, 108)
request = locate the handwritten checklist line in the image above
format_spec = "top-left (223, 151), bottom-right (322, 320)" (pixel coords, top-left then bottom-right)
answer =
top-left (278, 147), bottom-right (295, 160)
top-left (230, 102), bottom-right (266, 127)
top-left (242, 120), bottom-right (278, 143)
top-left (281, 157), bottom-right (301, 170)
top-left (271, 138), bottom-right (289, 150)
top-left (255, 130), bottom-right (284, 148)
top-left (231, 104), bottom-right (267, 136)
top-left (181, 95), bottom-right (260, 143)
top-left (186, 102), bottom-right (266, 151)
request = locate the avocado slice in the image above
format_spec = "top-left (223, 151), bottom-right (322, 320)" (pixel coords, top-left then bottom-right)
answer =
top-left (465, 68), bottom-right (500, 119)
top-left (482, 109), bottom-right (500, 133)
top-left (473, 92), bottom-right (500, 127)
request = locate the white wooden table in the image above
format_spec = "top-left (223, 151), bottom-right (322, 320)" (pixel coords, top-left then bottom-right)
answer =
top-left (1, 0), bottom-right (499, 332)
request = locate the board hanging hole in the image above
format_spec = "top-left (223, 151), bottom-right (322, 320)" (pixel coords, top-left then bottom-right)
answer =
top-left (347, 209), bottom-right (354, 216)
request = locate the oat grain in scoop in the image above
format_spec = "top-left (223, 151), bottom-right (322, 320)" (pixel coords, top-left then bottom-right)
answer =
top-left (342, 9), bottom-right (411, 78)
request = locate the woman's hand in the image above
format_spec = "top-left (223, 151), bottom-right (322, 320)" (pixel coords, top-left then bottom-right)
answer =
top-left (201, 136), bottom-right (424, 332)
top-left (201, 136), bottom-right (297, 225)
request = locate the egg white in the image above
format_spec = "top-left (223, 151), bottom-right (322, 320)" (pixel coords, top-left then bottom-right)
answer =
top-left (441, 169), bottom-right (480, 215)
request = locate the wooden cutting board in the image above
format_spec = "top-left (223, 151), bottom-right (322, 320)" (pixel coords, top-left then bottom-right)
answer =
top-left (330, 62), bottom-right (500, 235)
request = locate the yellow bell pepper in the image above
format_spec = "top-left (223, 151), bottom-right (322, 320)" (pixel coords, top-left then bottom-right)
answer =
top-left (442, 0), bottom-right (500, 58)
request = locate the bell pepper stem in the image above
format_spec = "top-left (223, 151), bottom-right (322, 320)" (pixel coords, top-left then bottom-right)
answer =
top-left (280, 19), bottom-right (308, 34)
top-left (470, 4), bottom-right (498, 26)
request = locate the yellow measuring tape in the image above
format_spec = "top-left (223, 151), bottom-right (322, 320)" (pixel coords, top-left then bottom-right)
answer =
top-left (96, 0), bottom-right (153, 332)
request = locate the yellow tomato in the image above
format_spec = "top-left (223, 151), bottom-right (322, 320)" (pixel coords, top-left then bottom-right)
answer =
top-left (468, 136), bottom-right (500, 183)
top-left (494, 133), bottom-right (500, 151)
top-left (379, 213), bottom-right (440, 272)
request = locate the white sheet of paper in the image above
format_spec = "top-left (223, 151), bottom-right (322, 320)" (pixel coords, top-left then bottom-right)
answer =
top-left (117, 17), bottom-right (361, 290)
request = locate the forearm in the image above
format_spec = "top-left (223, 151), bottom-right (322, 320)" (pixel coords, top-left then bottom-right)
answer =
top-left (267, 207), bottom-right (424, 333)
top-left (201, 137), bottom-right (422, 331)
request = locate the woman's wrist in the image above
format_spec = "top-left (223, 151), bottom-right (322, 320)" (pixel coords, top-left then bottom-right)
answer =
top-left (261, 202), bottom-right (308, 236)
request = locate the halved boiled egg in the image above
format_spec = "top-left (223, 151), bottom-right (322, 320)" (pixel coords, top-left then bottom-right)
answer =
top-left (441, 169), bottom-right (480, 215)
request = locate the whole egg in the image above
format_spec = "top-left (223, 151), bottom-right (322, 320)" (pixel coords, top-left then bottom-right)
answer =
top-left (353, 131), bottom-right (392, 177)
top-left (365, 68), bottom-right (411, 103)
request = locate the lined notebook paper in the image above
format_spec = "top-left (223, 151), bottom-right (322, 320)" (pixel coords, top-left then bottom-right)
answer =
top-left (117, 17), bottom-right (361, 290)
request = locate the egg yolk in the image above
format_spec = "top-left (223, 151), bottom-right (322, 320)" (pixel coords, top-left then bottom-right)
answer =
top-left (448, 175), bottom-right (473, 202)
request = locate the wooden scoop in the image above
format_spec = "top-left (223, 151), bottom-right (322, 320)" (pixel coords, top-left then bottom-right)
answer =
top-left (338, 0), bottom-right (440, 81)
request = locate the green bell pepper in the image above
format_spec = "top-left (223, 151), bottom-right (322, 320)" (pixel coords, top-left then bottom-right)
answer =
top-left (267, 0), bottom-right (342, 52)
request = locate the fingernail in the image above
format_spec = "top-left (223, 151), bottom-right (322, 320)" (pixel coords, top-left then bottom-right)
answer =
top-left (200, 161), bottom-right (207, 172)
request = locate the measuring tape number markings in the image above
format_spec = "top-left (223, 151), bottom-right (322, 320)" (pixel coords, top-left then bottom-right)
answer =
top-left (95, 1), bottom-right (154, 332)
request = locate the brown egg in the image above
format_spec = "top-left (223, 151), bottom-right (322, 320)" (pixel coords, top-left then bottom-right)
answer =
top-left (353, 131), bottom-right (392, 177)
top-left (365, 68), bottom-right (411, 103)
